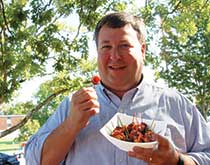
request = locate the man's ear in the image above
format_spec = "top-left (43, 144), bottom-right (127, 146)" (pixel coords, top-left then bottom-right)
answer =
top-left (141, 44), bottom-right (146, 60)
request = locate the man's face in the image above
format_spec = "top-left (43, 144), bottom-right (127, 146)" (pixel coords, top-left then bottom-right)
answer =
top-left (97, 24), bottom-right (146, 92)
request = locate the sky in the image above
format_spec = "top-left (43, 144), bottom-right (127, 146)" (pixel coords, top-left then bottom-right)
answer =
top-left (16, 76), bottom-right (51, 102)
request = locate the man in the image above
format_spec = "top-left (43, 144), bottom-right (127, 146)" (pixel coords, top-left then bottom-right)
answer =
top-left (25, 12), bottom-right (210, 165)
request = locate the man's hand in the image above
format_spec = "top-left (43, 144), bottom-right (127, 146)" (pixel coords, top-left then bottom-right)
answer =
top-left (128, 134), bottom-right (179, 164)
top-left (67, 87), bottom-right (100, 131)
top-left (41, 87), bottom-right (99, 165)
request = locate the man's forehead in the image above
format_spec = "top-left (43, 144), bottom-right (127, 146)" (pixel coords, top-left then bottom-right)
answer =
top-left (98, 25), bottom-right (138, 41)
top-left (99, 39), bottom-right (130, 44)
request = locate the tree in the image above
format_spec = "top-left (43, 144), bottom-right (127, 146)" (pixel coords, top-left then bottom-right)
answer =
top-left (1, 58), bottom-right (97, 139)
top-left (0, 0), bottom-right (132, 104)
top-left (138, 0), bottom-right (210, 119)
top-left (0, 0), bottom-right (132, 138)
top-left (32, 58), bottom-right (98, 127)
top-left (15, 119), bottom-right (40, 142)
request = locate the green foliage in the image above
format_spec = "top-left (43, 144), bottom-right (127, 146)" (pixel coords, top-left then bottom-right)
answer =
top-left (0, 0), bottom-right (131, 104)
top-left (2, 102), bottom-right (34, 115)
top-left (15, 119), bottom-right (40, 142)
top-left (0, 0), bottom-right (133, 138)
top-left (139, 0), bottom-right (210, 119)
top-left (0, 58), bottom-right (97, 140)
top-left (33, 58), bottom-right (97, 124)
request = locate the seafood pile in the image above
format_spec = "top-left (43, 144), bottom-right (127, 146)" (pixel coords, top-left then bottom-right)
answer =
top-left (111, 117), bottom-right (155, 143)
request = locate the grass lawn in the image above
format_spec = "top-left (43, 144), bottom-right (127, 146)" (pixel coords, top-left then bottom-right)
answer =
top-left (0, 139), bottom-right (21, 153)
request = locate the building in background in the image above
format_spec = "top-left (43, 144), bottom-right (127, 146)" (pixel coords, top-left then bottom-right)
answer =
top-left (0, 115), bottom-right (25, 139)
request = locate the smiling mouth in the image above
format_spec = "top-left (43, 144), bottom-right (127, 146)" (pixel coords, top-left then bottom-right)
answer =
top-left (109, 66), bottom-right (126, 70)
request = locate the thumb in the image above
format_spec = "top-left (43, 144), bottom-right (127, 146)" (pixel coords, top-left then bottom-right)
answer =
top-left (155, 134), bottom-right (170, 149)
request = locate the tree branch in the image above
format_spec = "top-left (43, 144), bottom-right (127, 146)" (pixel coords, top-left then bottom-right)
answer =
top-left (0, 88), bottom-right (69, 138)
top-left (0, 0), bottom-right (12, 34)
top-left (168, 0), bottom-right (181, 14)
top-left (161, 0), bottom-right (181, 24)
top-left (72, 0), bottom-right (84, 41)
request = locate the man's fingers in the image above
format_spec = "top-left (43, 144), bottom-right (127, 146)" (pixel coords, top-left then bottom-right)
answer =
top-left (74, 87), bottom-right (95, 96)
top-left (79, 98), bottom-right (99, 111)
top-left (154, 134), bottom-right (170, 149)
top-left (128, 147), bottom-right (153, 162)
top-left (72, 87), bottom-right (98, 104)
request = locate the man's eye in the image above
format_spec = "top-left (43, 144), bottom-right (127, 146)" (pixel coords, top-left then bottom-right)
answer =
top-left (101, 45), bottom-right (111, 49)
top-left (120, 44), bottom-right (130, 48)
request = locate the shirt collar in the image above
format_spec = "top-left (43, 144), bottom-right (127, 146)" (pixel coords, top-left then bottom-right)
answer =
top-left (97, 74), bottom-right (145, 104)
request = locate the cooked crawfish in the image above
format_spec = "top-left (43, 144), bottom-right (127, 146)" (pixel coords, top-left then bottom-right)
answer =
top-left (111, 117), bottom-right (155, 143)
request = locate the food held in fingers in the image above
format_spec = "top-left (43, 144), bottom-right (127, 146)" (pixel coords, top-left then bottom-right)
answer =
top-left (91, 75), bottom-right (100, 85)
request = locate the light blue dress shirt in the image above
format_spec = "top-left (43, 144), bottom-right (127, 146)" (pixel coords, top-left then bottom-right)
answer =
top-left (25, 78), bottom-right (210, 165)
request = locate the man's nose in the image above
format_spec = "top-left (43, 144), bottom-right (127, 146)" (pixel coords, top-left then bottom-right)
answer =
top-left (110, 47), bottom-right (121, 61)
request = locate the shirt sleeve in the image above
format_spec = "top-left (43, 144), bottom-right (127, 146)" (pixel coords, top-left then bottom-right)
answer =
top-left (24, 97), bottom-right (70, 165)
top-left (175, 91), bottom-right (210, 164)
top-left (185, 105), bottom-right (210, 164)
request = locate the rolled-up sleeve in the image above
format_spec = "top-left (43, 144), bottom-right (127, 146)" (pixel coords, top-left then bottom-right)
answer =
top-left (24, 97), bottom-right (70, 165)
top-left (161, 89), bottom-right (210, 164)
top-left (186, 106), bottom-right (210, 164)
